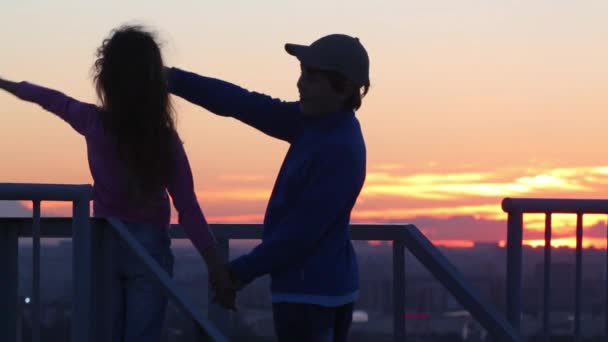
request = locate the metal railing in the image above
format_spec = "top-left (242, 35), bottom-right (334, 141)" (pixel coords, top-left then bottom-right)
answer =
top-left (0, 183), bottom-right (92, 342)
top-left (1, 182), bottom-right (524, 341)
top-left (186, 223), bottom-right (521, 341)
top-left (2, 218), bottom-right (521, 341)
top-left (0, 183), bottom-right (226, 342)
top-left (203, 223), bottom-right (408, 341)
top-left (502, 197), bottom-right (608, 341)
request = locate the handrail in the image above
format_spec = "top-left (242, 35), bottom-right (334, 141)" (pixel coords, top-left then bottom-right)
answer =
top-left (2, 218), bottom-right (520, 341)
top-left (502, 197), bottom-right (608, 214)
top-left (0, 183), bottom-right (92, 201)
top-left (0, 183), bottom-right (92, 342)
top-left (502, 197), bottom-right (608, 341)
top-left (0, 182), bottom-right (225, 342)
top-left (1, 217), bottom-right (521, 341)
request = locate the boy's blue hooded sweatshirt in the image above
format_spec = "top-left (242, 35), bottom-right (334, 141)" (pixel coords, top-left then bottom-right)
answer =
top-left (168, 68), bottom-right (366, 306)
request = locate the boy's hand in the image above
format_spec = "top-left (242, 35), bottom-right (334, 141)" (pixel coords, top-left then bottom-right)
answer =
top-left (0, 77), bottom-right (18, 95)
top-left (209, 264), bottom-right (238, 311)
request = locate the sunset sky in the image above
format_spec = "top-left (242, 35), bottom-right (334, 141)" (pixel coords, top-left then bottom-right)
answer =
top-left (1, 1), bottom-right (607, 248)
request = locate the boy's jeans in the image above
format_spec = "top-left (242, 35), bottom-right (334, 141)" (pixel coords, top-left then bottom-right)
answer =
top-left (272, 302), bottom-right (354, 342)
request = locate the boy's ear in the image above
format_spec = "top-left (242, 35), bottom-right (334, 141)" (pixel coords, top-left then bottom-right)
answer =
top-left (342, 80), bottom-right (358, 95)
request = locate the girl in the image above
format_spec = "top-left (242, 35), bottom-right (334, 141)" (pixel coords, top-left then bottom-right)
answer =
top-left (0, 25), bottom-right (234, 341)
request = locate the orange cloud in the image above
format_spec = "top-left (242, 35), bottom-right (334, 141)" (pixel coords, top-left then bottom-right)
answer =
top-left (361, 166), bottom-right (595, 201)
top-left (351, 204), bottom-right (504, 222)
top-left (207, 213), bottom-right (264, 223)
top-left (500, 238), bottom-right (606, 249)
top-left (10, 164), bottom-right (608, 247)
top-left (432, 240), bottom-right (475, 248)
top-left (357, 165), bottom-right (608, 217)
top-left (216, 174), bottom-right (268, 183)
top-left (19, 200), bottom-right (73, 216)
top-left (196, 189), bottom-right (270, 203)
top-left (521, 213), bottom-right (606, 235)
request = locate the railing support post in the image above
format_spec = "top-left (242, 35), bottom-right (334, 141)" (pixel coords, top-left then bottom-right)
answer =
top-left (72, 197), bottom-right (93, 342)
top-left (506, 210), bottom-right (523, 333)
top-left (574, 214), bottom-right (583, 342)
top-left (0, 222), bottom-right (18, 342)
top-left (393, 239), bottom-right (406, 342)
top-left (92, 219), bottom-right (114, 342)
top-left (32, 200), bottom-right (41, 342)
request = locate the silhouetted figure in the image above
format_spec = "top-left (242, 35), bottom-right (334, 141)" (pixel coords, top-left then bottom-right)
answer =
top-left (0, 25), bottom-right (233, 342)
top-left (167, 33), bottom-right (371, 342)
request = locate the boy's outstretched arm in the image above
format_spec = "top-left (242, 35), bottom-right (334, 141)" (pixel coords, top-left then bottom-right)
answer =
top-left (167, 67), bottom-right (303, 143)
top-left (0, 77), bottom-right (19, 95)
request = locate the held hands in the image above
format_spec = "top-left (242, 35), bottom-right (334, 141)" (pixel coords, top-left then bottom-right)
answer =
top-left (209, 264), bottom-right (239, 311)
top-left (202, 245), bottom-right (240, 311)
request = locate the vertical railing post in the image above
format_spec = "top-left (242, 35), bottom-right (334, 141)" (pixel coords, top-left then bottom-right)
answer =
top-left (605, 216), bottom-right (608, 339)
top-left (208, 237), bottom-right (232, 337)
top-left (506, 210), bottom-right (523, 332)
top-left (542, 213), bottom-right (552, 342)
top-left (32, 200), bottom-right (41, 342)
top-left (574, 213), bottom-right (583, 342)
top-left (393, 238), bottom-right (406, 342)
top-left (72, 196), bottom-right (93, 342)
top-left (91, 219), bottom-right (113, 342)
top-left (0, 221), bottom-right (19, 342)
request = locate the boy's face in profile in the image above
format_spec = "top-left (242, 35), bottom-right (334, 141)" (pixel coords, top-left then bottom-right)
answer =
top-left (297, 64), bottom-right (348, 117)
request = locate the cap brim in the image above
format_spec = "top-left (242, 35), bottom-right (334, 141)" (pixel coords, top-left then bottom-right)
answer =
top-left (285, 43), bottom-right (308, 58)
top-left (285, 43), bottom-right (321, 69)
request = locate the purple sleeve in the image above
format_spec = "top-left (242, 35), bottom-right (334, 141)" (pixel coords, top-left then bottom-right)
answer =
top-left (14, 82), bottom-right (98, 136)
top-left (167, 135), bottom-right (217, 254)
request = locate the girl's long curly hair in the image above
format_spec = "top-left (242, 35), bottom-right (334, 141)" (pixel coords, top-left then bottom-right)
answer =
top-left (93, 25), bottom-right (175, 201)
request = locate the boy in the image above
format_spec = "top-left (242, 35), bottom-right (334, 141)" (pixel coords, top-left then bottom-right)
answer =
top-left (168, 33), bottom-right (370, 342)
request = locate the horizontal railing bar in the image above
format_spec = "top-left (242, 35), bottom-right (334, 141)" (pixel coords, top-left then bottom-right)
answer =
top-left (0, 219), bottom-right (416, 241)
top-left (0, 183), bottom-right (92, 201)
top-left (206, 223), bottom-right (416, 241)
top-left (0, 218), bottom-right (102, 237)
top-left (502, 198), bottom-right (608, 214)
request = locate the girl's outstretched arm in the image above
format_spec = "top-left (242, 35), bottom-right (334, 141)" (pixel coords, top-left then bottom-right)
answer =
top-left (0, 79), bottom-right (98, 136)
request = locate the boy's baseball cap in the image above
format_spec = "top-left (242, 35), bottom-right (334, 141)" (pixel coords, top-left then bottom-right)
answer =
top-left (285, 34), bottom-right (370, 87)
